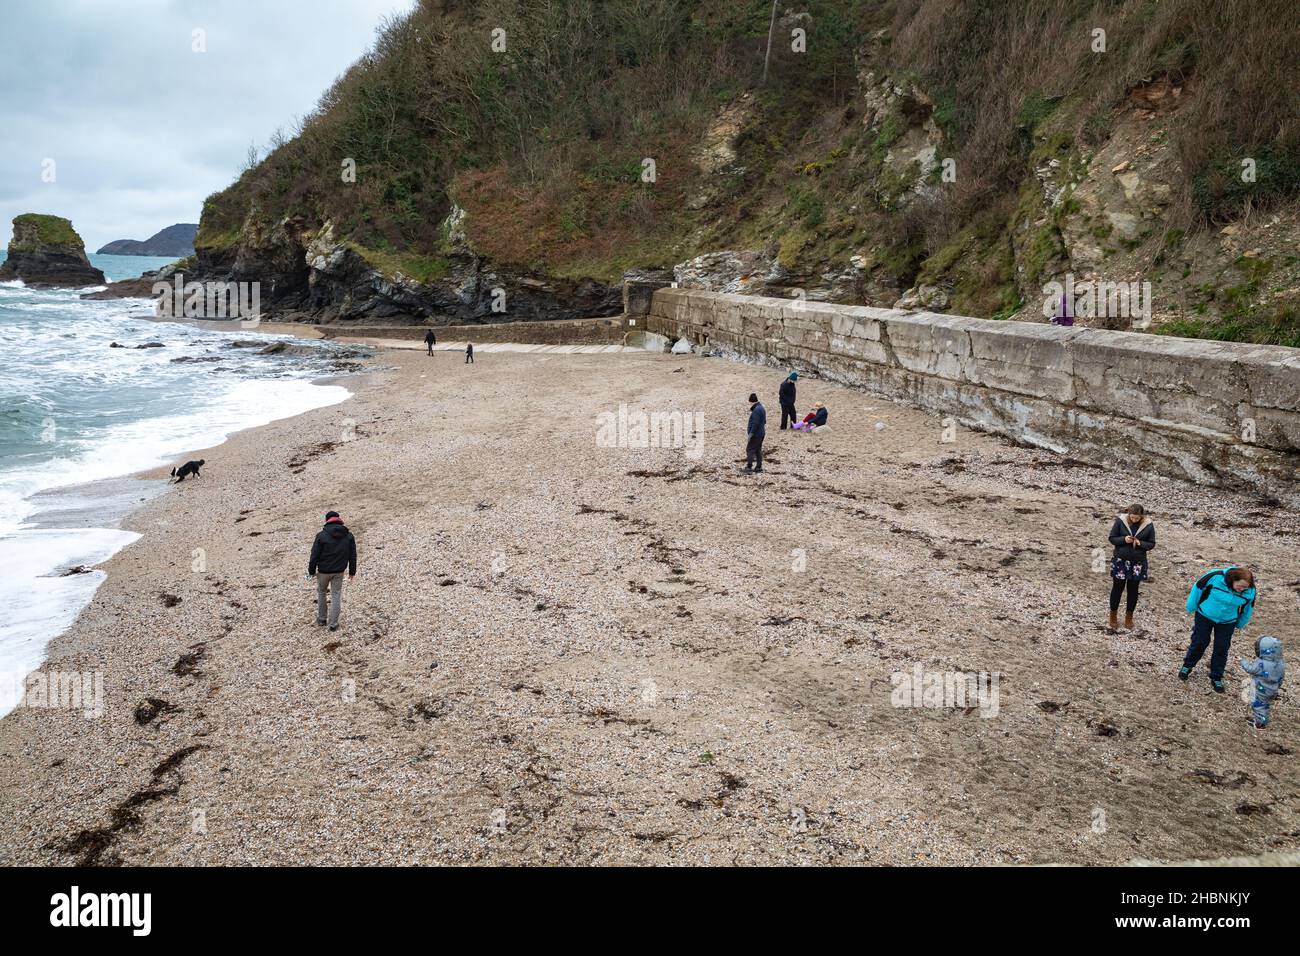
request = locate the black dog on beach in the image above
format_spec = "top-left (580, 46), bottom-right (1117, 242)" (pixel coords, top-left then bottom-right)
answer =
top-left (171, 459), bottom-right (205, 482)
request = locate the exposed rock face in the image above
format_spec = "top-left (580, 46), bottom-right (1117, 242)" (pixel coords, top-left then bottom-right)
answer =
top-left (1050, 95), bottom-right (1179, 276)
top-left (674, 250), bottom-right (777, 295)
top-left (182, 218), bottom-right (620, 326)
top-left (97, 223), bottom-right (198, 257)
top-left (687, 94), bottom-right (754, 210)
top-left (859, 71), bottom-right (945, 204)
top-left (0, 214), bottom-right (105, 288)
top-left (893, 283), bottom-right (951, 311)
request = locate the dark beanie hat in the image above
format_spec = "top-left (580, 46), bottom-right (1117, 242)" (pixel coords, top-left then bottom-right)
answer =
top-left (325, 510), bottom-right (341, 522)
top-left (748, 393), bottom-right (758, 403)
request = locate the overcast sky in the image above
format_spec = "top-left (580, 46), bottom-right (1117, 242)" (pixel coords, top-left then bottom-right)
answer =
top-left (0, 0), bottom-right (416, 251)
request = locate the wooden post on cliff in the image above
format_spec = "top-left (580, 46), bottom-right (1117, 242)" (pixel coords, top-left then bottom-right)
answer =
top-left (762, 0), bottom-right (778, 85)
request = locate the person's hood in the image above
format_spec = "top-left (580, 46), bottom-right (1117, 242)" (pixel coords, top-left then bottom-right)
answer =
top-left (1116, 513), bottom-right (1153, 532)
top-left (322, 522), bottom-right (350, 537)
top-left (1257, 635), bottom-right (1283, 658)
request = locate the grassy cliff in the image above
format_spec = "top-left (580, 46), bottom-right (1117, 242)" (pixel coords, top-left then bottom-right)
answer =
top-left (9, 214), bottom-right (85, 252)
top-left (198, 0), bottom-right (1300, 341)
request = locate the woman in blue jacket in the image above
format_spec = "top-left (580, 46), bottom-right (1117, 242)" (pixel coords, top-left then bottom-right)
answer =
top-left (1179, 566), bottom-right (1256, 693)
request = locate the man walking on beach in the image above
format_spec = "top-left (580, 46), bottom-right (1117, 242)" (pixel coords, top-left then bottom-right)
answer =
top-left (308, 510), bottom-right (357, 631)
top-left (745, 392), bottom-right (766, 473)
top-left (465, 342), bottom-right (475, 364)
top-left (778, 370), bottom-right (798, 429)
top-left (424, 329), bottom-right (436, 354)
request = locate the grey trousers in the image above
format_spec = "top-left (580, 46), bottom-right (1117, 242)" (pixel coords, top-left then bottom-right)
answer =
top-left (316, 572), bottom-right (344, 627)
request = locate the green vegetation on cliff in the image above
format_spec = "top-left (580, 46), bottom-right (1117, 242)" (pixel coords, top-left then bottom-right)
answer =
top-left (9, 214), bottom-right (84, 251)
top-left (201, 0), bottom-right (1300, 342)
top-left (198, 0), bottom-right (870, 273)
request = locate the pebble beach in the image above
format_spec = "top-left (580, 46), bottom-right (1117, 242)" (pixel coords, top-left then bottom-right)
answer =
top-left (1, 340), bottom-right (1298, 865)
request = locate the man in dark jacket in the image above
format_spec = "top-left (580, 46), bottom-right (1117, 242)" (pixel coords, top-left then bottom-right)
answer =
top-left (778, 371), bottom-right (798, 429)
top-left (423, 329), bottom-right (436, 354)
top-left (745, 393), bottom-right (766, 472)
top-left (308, 510), bottom-right (357, 631)
top-left (466, 342), bottom-right (474, 364)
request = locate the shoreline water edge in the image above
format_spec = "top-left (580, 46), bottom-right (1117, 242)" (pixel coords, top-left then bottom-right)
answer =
top-left (0, 273), bottom-right (364, 717)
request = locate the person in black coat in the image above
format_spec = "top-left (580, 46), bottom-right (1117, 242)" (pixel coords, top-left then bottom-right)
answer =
top-left (1107, 503), bottom-right (1155, 631)
top-left (745, 393), bottom-right (766, 472)
top-left (308, 510), bottom-right (358, 631)
top-left (424, 329), bottom-right (436, 354)
top-left (778, 371), bottom-right (798, 429)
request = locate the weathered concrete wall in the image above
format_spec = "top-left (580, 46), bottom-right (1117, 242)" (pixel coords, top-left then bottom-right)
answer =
top-left (318, 315), bottom-right (631, 346)
top-left (644, 288), bottom-right (1300, 503)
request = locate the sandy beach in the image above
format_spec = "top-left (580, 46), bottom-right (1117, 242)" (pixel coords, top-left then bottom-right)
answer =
top-left (1, 340), bottom-right (1298, 866)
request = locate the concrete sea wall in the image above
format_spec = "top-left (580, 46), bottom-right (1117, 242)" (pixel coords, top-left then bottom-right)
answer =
top-left (641, 288), bottom-right (1300, 504)
top-left (317, 315), bottom-right (631, 346)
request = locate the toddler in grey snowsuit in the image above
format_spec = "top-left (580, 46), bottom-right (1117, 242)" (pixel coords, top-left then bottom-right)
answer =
top-left (1239, 635), bottom-right (1284, 728)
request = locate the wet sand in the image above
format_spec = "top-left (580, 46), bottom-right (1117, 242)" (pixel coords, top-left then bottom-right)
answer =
top-left (1, 343), bottom-right (1298, 865)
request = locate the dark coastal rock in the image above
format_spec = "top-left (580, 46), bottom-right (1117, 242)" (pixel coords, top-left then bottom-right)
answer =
top-left (81, 261), bottom-right (182, 301)
top-left (623, 268), bottom-right (675, 315)
top-left (0, 214), bottom-right (106, 288)
top-left (258, 341), bottom-right (368, 359)
top-left (97, 223), bottom-right (197, 257)
top-left (178, 217), bottom-right (621, 327)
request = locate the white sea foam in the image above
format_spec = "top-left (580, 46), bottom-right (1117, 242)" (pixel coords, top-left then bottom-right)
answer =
top-left (0, 264), bottom-right (358, 716)
top-left (0, 528), bottom-right (138, 717)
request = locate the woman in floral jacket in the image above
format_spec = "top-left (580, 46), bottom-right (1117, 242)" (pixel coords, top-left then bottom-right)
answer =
top-left (1107, 504), bottom-right (1155, 630)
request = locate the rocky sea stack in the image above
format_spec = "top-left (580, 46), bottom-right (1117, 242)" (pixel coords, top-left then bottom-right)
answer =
top-left (0, 214), bottom-right (105, 288)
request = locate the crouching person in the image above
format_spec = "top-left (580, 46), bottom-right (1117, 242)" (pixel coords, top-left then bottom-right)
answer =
top-left (1179, 565), bottom-right (1256, 693)
top-left (1241, 636), bottom-right (1285, 728)
top-left (308, 510), bottom-right (357, 631)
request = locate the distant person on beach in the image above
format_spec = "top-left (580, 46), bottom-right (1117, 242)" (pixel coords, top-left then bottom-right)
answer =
top-left (424, 329), bottom-right (436, 354)
top-left (466, 342), bottom-right (474, 364)
top-left (793, 402), bottom-right (828, 431)
top-left (308, 510), bottom-right (357, 632)
top-left (1240, 635), bottom-right (1285, 728)
top-left (1179, 565), bottom-right (1256, 693)
top-left (778, 371), bottom-right (798, 429)
top-left (745, 392), bottom-right (766, 473)
top-left (1051, 292), bottom-right (1074, 326)
top-left (1107, 504), bottom-right (1155, 631)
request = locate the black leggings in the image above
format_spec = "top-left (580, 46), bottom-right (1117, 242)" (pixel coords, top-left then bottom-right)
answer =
top-left (1109, 578), bottom-right (1140, 615)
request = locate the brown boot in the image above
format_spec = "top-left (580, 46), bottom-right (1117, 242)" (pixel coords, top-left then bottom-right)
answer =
top-left (1124, 612), bottom-right (1134, 630)
top-left (1108, 610), bottom-right (1118, 630)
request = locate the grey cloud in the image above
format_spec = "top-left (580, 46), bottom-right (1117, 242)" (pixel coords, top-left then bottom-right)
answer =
top-left (0, 0), bottom-right (415, 250)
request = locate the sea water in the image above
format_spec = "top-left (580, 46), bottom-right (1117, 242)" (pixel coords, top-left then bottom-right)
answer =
top-left (0, 253), bottom-right (356, 715)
